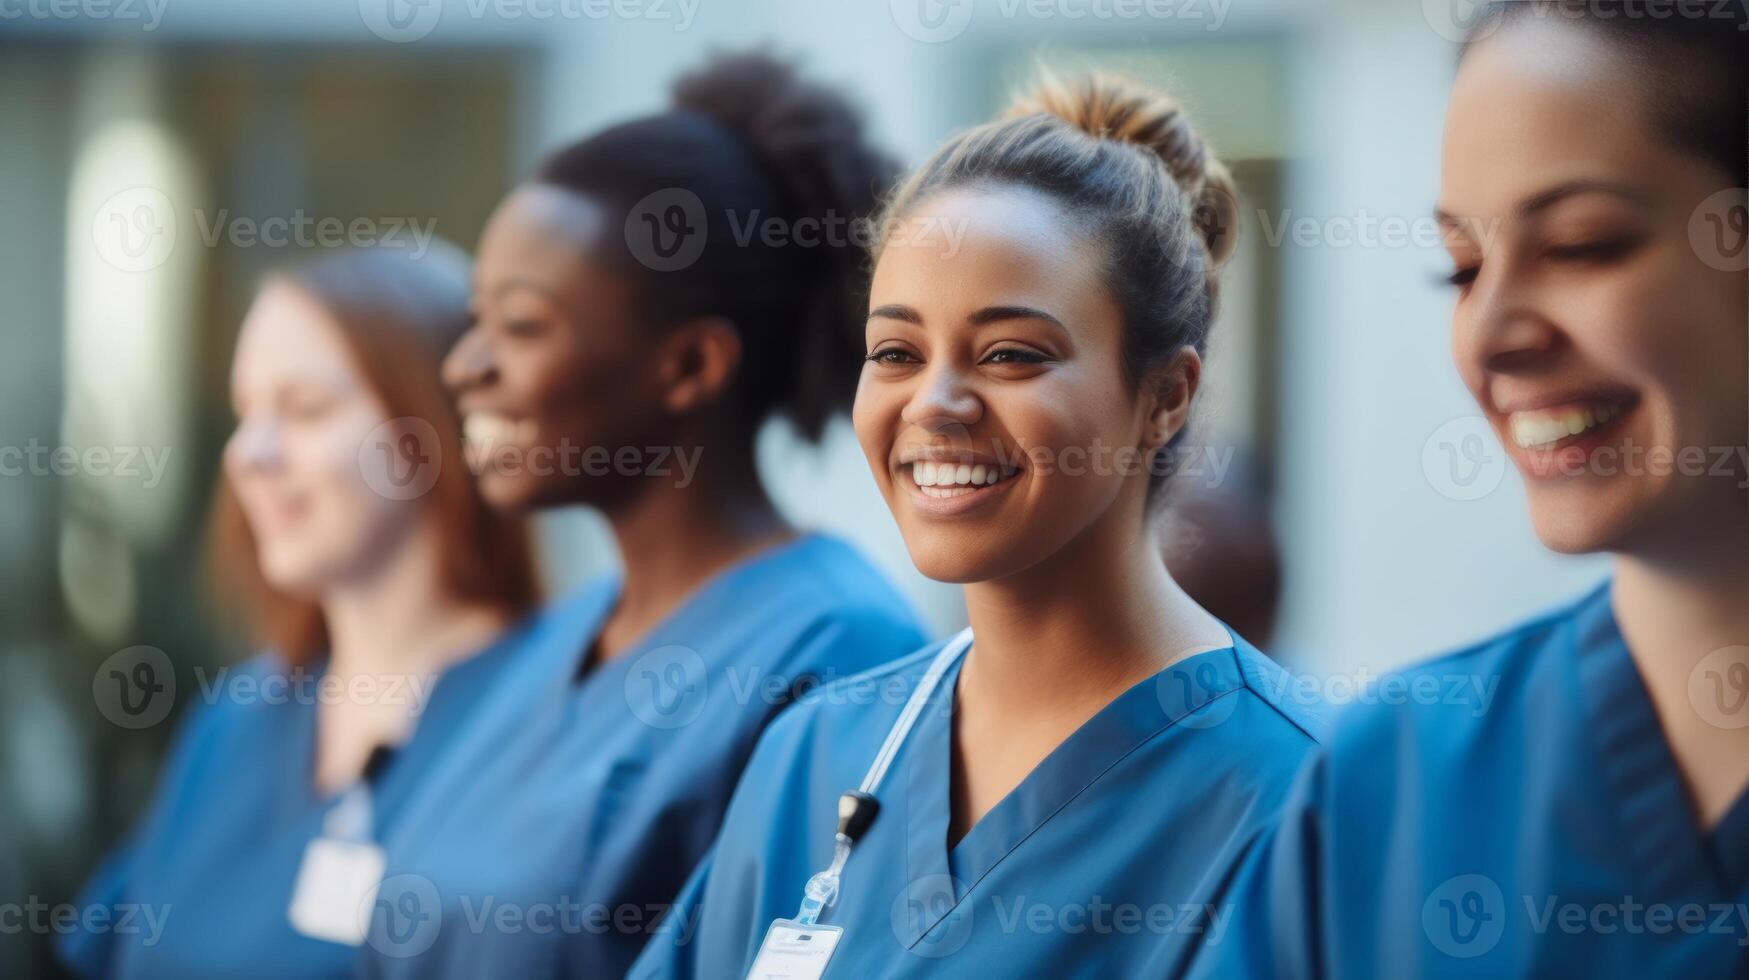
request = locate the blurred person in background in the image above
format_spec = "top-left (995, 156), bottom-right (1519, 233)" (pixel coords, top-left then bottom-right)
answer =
top-left (56, 243), bottom-right (565, 977)
top-left (376, 50), bottom-right (926, 977)
top-left (1161, 450), bottom-right (1281, 649)
top-left (633, 71), bottom-right (1326, 979)
top-left (1197, 4), bottom-right (1749, 976)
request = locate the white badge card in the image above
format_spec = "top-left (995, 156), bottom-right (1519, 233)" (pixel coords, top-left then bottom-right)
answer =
top-left (287, 837), bottom-right (387, 946)
top-left (745, 919), bottom-right (844, 980)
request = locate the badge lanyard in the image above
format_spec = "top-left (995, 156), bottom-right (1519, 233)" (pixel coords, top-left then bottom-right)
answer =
top-left (745, 628), bottom-right (973, 980)
top-left (288, 746), bottom-right (396, 947)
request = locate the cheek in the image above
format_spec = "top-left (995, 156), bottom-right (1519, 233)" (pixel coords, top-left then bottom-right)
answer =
top-left (851, 372), bottom-right (899, 476)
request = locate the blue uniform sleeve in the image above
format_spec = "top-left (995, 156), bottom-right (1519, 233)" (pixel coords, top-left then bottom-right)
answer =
top-left (1188, 748), bottom-right (1330, 980)
top-left (55, 690), bottom-right (227, 978)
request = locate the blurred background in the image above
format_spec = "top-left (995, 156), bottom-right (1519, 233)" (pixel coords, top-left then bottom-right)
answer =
top-left (1, 0), bottom-right (1610, 972)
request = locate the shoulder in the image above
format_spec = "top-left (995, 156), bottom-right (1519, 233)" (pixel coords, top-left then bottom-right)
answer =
top-left (757, 640), bottom-right (945, 750)
top-left (1314, 584), bottom-right (1602, 783)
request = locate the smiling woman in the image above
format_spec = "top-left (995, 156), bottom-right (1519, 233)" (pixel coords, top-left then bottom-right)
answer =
top-left (632, 70), bottom-right (1325, 980)
top-left (1195, 4), bottom-right (1749, 977)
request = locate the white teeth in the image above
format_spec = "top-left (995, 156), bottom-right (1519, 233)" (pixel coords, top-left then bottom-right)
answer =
top-left (1508, 402), bottom-right (1623, 450)
top-left (464, 413), bottom-right (530, 448)
top-left (909, 460), bottom-right (1009, 492)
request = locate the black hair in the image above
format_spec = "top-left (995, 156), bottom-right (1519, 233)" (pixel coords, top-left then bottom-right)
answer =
top-left (1464, 1), bottom-right (1748, 181)
top-left (533, 50), bottom-right (899, 442)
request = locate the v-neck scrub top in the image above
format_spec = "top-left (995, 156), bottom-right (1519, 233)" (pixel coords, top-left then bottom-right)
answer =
top-left (1194, 581), bottom-right (1749, 979)
top-left (360, 532), bottom-right (926, 978)
top-left (631, 630), bottom-right (1327, 979)
top-left (55, 614), bottom-right (565, 980)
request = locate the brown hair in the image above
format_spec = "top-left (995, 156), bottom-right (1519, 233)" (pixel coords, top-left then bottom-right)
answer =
top-left (875, 70), bottom-right (1239, 506)
top-left (208, 244), bottom-right (539, 666)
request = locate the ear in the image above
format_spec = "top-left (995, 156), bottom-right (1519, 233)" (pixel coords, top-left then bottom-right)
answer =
top-left (1141, 346), bottom-right (1202, 452)
top-left (655, 316), bottom-right (743, 416)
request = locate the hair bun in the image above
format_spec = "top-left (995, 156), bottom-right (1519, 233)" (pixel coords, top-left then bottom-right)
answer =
top-left (1009, 71), bottom-right (1238, 267)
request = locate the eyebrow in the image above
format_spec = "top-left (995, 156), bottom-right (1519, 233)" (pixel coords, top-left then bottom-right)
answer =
top-left (1434, 179), bottom-right (1652, 227)
top-left (866, 303), bottom-right (1068, 334)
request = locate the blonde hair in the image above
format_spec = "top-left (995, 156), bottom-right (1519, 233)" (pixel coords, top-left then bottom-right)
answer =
top-left (875, 70), bottom-right (1238, 501)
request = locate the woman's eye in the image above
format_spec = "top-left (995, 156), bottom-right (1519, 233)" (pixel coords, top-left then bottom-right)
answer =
top-left (983, 347), bottom-right (1049, 365)
top-left (1443, 265), bottom-right (1480, 289)
top-left (1545, 239), bottom-right (1636, 264)
top-left (505, 318), bottom-right (546, 338)
top-left (865, 348), bottom-right (918, 366)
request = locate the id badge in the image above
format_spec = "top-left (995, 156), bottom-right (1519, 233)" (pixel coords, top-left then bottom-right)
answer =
top-left (287, 837), bottom-right (387, 946)
top-left (745, 918), bottom-right (844, 980)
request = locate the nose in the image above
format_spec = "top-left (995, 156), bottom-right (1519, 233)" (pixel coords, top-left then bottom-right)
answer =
top-left (1454, 257), bottom-right (1562, 379)
top-left (226, 413), bottom-right (283, 475)
top-left (442, 325), bottom-right (495, 394)
top-left (900, 361), bottom-right (982, 435)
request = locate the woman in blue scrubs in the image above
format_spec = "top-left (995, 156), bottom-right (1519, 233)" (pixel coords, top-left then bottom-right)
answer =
top-left (1196, 5), bottom-right (1749, 977)
top-left (363, 53), bottom-right (924, 977)
top-left (59, 244), bottom-right (550, 977)
top-left (631, 72), bottom-right (1327, 979)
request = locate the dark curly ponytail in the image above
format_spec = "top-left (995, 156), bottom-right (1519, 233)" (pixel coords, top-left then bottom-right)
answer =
top-left (534, 50), bottom-right (898, 442)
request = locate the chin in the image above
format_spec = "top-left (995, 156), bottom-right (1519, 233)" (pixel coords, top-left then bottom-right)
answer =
top-left (1524, 485), bottom-right (1651, 555)
top-left (258, 550), bottom-right (326, 598)
top-left (899, 529), bottom-right (1031, 586)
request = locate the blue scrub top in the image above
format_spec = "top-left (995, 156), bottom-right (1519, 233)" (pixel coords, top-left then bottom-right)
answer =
top-left (1194, 581), bottom-right (1749, 979)
top-left (55, 609), bottom-right (574, 980)
top-left (358, 532), bottom-right (926, 978)
top-left (631, 629), bottom-right (1326, 979)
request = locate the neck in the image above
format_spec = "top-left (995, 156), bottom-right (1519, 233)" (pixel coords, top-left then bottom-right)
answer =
top-left (312, 523), bottom-right (510, 793)
top-left (1612, 507), bottom-right (1749, 828)
top-left (959, 500), bottom-right (1228, 716)
top-left (595, 437), bottom-right (794, 660)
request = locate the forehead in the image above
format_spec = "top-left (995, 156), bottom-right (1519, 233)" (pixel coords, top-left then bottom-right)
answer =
top-left (476, 183), bottom-right (640, 313)
top-left (233, 282), bottom-right (358, 390)
top-left (1441, 21), bottom-right (1668, 217)
top-left (871, 184), bottom-right (1106, 314)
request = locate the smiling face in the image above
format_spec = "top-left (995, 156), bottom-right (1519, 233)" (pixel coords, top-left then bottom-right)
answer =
top-left (224, 282), bottom-right (414, 596)
top-left (444, 183), bottom-right (669, 512)
top-left (856, 185), bottom-right (1178, 584)
top-left (1440, 20), bottom-right (1748, 555)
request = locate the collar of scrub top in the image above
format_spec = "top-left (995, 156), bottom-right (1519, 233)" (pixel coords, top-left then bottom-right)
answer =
top-left (1572, 581), bottom-right (1749, 898)
top-left (792, 627), bottom-right (975, 927)
top-left (322, 744), bottom-right (397, 842)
